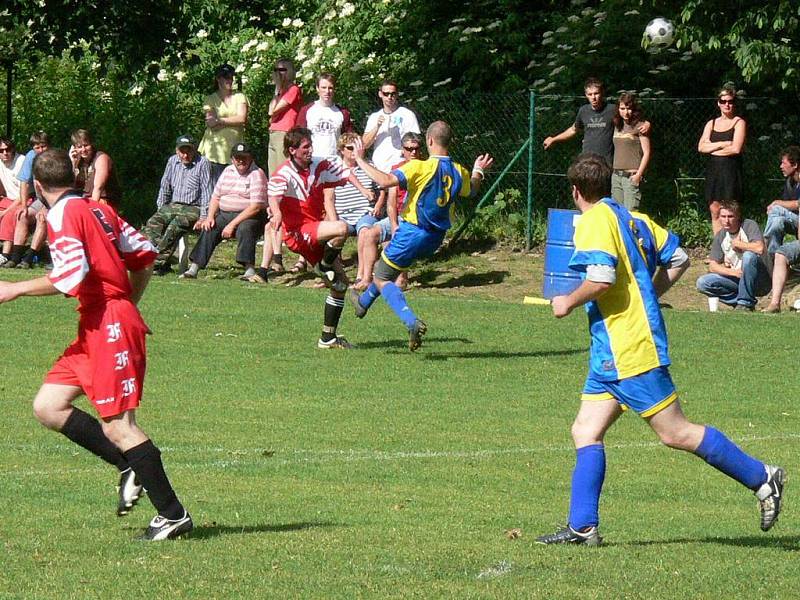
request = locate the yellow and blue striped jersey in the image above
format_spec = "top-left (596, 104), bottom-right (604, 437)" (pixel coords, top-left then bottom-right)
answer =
top-left (569, 199), bottom-right (680, 381)
top-left (392, 156), bottom-right (471, 232)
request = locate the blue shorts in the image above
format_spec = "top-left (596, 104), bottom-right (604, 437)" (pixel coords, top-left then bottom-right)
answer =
top-left (581, 366), bottom-right (677, 417)
top-left (382, 221), bottom-right (445, 270)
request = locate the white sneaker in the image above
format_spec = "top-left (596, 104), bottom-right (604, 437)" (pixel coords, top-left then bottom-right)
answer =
top-left (140, 511), bottom-right (193, 541)
top-left (116, 468), bottom-right (144, 517)
top-left (756, 465), bottom-right (786, 531)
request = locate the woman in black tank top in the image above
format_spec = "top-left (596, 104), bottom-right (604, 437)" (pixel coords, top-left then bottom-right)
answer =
top-left (697, 85), bottom-right (747, 235)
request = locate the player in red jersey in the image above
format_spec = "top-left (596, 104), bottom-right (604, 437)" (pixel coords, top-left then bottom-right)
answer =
top-left (0, 149), bottom-right (192, 541)
top-left (256, 127), bottom-right (352, 348)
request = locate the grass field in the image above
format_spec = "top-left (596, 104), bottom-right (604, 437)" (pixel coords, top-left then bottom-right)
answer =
top-left (1, 264), bottom-right (797, 599)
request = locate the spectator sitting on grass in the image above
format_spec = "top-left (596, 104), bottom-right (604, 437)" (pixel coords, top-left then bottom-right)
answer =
top-left (696, 200), bottom-right (770, 311)
top-left (180, 142), bottom-right (267, 280)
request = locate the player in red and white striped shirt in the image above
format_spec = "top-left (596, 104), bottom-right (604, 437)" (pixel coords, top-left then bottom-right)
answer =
top-left (259, 127), bottom-right (353, 348)
top-left (0, 149), bottom-right (192, 541)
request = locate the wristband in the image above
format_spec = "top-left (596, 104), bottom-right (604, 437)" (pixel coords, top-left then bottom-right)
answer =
top-left (472, 167), bottom-right (485, 178)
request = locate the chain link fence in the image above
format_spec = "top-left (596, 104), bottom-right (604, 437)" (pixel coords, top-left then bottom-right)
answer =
top-left (356, 92), bottom-right (794, 249)
top-left (3, 76), bottom-right (795, 248)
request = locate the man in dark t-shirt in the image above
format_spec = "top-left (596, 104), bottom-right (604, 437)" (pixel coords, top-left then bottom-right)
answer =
top-left (544, 77), bottom-right (649, 166)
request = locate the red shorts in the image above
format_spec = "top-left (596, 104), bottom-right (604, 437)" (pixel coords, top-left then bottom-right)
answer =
top-left (0, 198), bottom-right (20, 242)
top-left (283, 221), bottom-right (323, 265)
top-left (45, 299), bottom-right (148, 418)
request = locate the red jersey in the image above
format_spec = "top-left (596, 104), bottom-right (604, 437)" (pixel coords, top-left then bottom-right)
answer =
top-left (46, 194), bottom-right (157, 311)
top-left (267, 157), bottom-right (350, 231)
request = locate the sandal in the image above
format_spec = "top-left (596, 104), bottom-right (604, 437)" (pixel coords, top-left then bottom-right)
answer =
top-left (289, 259), bottom-right (307, 274)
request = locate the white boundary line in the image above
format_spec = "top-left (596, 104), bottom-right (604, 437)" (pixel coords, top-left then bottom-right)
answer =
top-left (1, 432), bottom-right (798, 477)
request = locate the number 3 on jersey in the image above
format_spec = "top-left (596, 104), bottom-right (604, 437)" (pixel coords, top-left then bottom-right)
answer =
top-left (436, 175), bottom-right (453, 207)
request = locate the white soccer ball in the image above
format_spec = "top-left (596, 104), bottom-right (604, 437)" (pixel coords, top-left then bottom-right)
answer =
top-left (644, 17), bottom-right (675, 51)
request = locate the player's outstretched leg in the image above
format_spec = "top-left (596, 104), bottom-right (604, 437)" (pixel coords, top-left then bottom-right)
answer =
top-left (103, 412), bottom-right (192, 540)
top-left (649, 403), bottom-right (786, 532)
top-left (33, 385), bottom-right (143, 517)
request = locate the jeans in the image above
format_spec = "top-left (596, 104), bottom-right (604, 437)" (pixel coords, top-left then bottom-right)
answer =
top-left (695, 251), bottom-right (771, 307)
top-left (763, 205), bottom-right (799, 254)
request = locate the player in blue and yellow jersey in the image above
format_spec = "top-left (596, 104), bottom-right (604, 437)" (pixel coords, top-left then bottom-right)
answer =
top-left (537, 153), bottom-right (785, 546)
top-left (350, 121), bottom-right (493, 350)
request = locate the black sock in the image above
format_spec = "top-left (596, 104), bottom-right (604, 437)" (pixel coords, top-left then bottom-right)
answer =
top-left (123, 440), bottom-right (184, 520)
top-left (10, 245), bottom-right (26, 263)
top-left (321, 294), bottom-right (344, 342)
top-left (272, 253), bottom-right (283, 267)
top-left (21, 247), bottom-right (36, 263)
top-left (255, 267), bottom-right (270, 280)
top-left (320, 243), bottom-right (342, 270)
top-left (60, 408), bottom-right (130, 471)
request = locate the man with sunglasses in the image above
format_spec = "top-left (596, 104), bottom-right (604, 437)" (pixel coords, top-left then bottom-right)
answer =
top-left (362, 80), bottom-right (420, 172)
top-left (0, 138), bottom-right (26, 267)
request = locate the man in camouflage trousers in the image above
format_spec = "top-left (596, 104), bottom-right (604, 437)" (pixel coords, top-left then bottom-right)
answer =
top-left (141, 135), bottom-right (213, 274)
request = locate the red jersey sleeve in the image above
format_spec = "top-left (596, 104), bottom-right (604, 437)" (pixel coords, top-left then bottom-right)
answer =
top-left (268, 173), bottom-right (288, 202)
top-left (47, 222), bottom-right (90, 297)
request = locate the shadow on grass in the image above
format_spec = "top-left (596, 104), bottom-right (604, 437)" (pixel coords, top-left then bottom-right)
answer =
top-left (423, 347), bottom-right (584, 360)
top-left (355, 337), bottom-right (473, 350)
top-left (413, 269), bottom-right (510, 288)
top-left (612, 534), bottom-right (799, 551)
top-left (187, 520), bottom-right (340, 540)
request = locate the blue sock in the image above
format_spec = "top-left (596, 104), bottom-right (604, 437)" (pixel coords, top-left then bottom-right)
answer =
top-left (358, 283), bottom-right (381, 312)
top-left (694, 426), bottom-right (766, 490)
top-left (381, 282), bottom-right (417, 329)
top-left (568, 444), bottom-right (605, 530)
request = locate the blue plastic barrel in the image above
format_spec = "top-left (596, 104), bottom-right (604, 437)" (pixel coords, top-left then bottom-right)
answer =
top-left (542, 208), bottom-right (582, 299)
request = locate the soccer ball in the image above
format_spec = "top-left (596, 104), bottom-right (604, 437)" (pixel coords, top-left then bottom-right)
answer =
top-left (644, 17), bottom-right (675, 51)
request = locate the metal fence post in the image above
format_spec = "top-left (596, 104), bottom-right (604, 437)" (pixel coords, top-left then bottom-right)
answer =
top-left (526, 90), bottom-right (535, 251)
